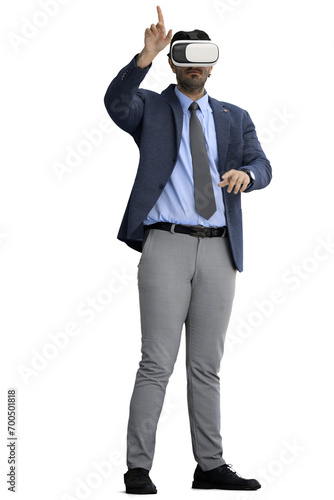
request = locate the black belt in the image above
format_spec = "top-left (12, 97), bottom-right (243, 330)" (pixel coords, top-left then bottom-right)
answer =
top-left (144, 222), bottom-right (227, 238)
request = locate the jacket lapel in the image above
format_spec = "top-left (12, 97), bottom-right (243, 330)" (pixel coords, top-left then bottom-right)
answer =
top-left (209, 97), bottom-right (231, 175)
top-left (161, 84), bottom-right (183, 153)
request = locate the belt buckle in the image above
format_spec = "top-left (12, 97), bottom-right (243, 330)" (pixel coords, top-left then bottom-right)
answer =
top-left (189, 226), bottom-right (207, 238)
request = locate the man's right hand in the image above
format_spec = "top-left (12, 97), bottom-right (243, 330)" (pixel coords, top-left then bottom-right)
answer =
top-left (136, 5), bottom-right (172, 69)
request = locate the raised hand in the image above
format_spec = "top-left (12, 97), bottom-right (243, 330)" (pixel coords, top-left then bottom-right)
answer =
top-left (137, 6), bottom-right (172, 68)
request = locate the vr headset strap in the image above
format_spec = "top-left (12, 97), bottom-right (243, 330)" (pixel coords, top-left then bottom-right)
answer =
top-left (186, 31), bottom-right (201, 40)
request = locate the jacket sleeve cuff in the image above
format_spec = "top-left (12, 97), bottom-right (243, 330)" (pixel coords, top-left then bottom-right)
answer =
top-left (134, 53), bottom-right (153, 70)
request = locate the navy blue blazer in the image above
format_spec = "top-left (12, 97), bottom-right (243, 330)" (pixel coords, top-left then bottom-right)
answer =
top-left (104, 56), bottom-right (272, 272)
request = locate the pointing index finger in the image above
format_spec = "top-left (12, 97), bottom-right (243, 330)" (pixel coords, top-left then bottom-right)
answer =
top-left (157, 5), bottom-right (164, 25)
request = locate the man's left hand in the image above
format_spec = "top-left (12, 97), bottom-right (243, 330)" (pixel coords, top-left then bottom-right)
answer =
top-left (218, 169), bottom-right (250, 194)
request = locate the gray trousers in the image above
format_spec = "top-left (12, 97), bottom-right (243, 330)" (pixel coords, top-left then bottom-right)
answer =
top-left (126, 226), bottom-right (237, 471)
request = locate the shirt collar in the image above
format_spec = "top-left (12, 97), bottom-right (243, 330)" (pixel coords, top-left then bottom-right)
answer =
top-left (174, 85), bottom-right (210, 115)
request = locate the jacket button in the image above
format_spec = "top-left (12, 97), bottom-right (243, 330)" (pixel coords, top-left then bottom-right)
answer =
top-left (159, 184), bottom-right (165, 190)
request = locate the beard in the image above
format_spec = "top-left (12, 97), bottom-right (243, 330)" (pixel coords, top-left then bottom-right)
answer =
top-left (175, 68), bottom-right (210, 94)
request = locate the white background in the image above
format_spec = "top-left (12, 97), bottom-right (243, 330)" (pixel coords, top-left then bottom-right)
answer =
top-left (1, 0), bottom-right (333, 499)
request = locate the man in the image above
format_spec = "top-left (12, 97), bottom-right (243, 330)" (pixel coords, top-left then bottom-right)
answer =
top-left (104, 5), bottom-right (272, 494)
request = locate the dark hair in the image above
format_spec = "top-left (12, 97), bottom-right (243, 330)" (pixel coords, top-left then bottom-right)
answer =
top-left (167, 29), bottom-right (211, 58)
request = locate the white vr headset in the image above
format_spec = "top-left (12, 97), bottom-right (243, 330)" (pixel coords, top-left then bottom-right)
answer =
top-left (170, 40), bottom-right (219, 67)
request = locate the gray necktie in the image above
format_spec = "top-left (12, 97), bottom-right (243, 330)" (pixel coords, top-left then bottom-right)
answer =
top-left (189, 102), bottom-right (217, 220)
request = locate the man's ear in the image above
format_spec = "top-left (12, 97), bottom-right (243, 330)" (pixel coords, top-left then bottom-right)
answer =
top-left (168, 58), bottom-right (176, 73)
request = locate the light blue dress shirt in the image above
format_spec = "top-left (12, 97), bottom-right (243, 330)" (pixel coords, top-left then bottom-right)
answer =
top-left (143, 86), bottom-right (226, 227)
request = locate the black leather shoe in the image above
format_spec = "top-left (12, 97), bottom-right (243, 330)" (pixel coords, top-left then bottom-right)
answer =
top-left (124, 468), bottom-right (157, 494)
top-left (192, 464), bottom-right (261, 490)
